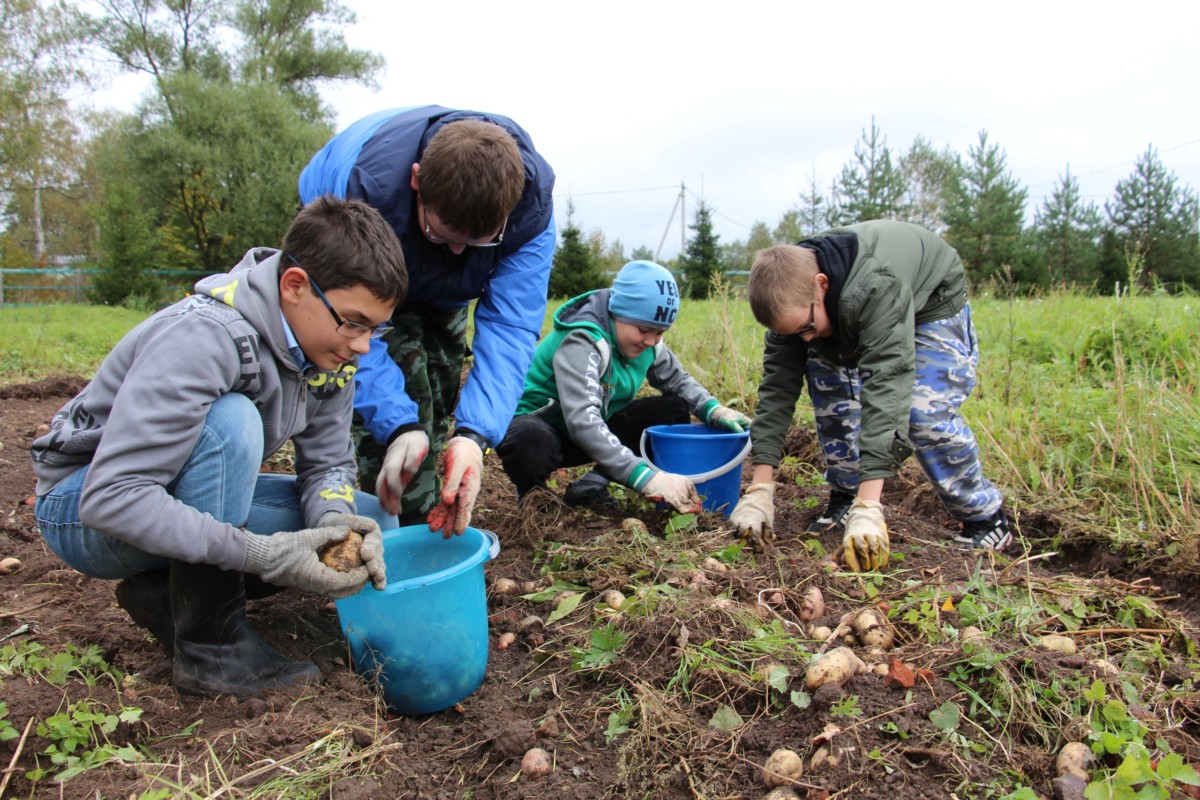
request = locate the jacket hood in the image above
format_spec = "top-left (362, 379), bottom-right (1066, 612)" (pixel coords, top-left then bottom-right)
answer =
top-left (552, 289), bottom-right (611, 334)
top-left (193, 248), bottom-right (296, 371)
top-left (800, 232), bottom-right (858, 314)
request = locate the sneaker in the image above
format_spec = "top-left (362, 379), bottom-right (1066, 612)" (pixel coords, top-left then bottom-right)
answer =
top-left (806, 489), bottom-right (856, 533)
top-left (953, 510), bottom-right (1014, 551)
top-left (562, 471), bottom-right (617, 510)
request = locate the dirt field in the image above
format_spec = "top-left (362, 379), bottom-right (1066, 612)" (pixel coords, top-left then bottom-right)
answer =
top-left (1, 376), bottom-right (1198, 799)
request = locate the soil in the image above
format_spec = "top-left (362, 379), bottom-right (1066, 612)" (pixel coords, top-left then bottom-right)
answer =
top-left (1, 375), bottom-right (1198, 800)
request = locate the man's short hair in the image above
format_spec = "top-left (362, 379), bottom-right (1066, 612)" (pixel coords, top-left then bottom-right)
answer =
top-left (282, 196), bottom-right (408, 305)
top-left (419, 120), bottom-right (524, 237)
top-left (747, 245), bottom-right (819, 328)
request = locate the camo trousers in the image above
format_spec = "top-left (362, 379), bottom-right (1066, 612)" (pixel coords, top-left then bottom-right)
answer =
top-left (806, 303), bottom-right (1003, 522)
top-left (353, 304), bottom-right (469, 526)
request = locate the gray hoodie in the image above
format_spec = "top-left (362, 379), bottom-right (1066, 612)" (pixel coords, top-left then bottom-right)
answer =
top-left (30, 248), bottom-right (360, 572)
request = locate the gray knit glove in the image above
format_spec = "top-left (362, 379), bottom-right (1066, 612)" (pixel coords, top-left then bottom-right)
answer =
top-left (243, 526), bottom-right (368, 599)
top-left (317, 512), bottom-right (386, 590)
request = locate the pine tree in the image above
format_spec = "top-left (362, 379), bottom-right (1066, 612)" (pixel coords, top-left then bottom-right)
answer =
top-left (798, 168), bottom-right (829, 236)
top-left (548, 199), bottom-right (604, 299)
top-left (680, 201), bottom-right (722, 300)
top-left (1032, 167), bottom-right (1102, 286)
top-left (1103, 146), bottom-right (1200, 291)
top-left (829, 117), bottom-right (908, 225)
top-left (943, 130), bottom-right (1028, 282)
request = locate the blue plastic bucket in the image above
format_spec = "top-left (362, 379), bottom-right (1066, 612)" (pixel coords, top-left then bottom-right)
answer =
top-left (333, 525), bottom-right (500, 715)
top-left (639, 424), bottom-right (751, 517)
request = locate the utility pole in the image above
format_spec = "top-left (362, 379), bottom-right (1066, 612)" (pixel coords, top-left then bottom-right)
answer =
top-left (655, 182), bottom-right (688, 263)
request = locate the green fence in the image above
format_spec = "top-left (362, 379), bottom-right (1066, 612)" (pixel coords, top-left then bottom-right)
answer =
top-left (0, 267), bottom-right (208, 307)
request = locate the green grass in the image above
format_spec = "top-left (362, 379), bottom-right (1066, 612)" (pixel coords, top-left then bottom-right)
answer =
top-left (0, 304), bottom-right (151, 380)
top-left (3, 287), bottom-right (1198, 569)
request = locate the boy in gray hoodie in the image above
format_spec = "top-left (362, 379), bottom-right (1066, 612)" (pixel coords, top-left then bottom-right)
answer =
top-left (30, 196), bottom-right (407, 699)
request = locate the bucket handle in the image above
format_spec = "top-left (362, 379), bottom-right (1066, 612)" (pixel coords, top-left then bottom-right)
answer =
top-left (638, 428), bottom-right (752, 484)
top-left (482, 529), bottom-right (501, 562)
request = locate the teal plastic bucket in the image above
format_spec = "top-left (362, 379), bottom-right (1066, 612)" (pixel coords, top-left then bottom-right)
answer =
top-left (333, 525), bottom-right (500, 715)
top-left (639, 424), bottom-right (751, 517)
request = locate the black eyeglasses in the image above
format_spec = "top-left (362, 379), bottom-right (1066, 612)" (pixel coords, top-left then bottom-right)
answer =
top-left (288, 255), bottom-right (393, 340)
top-left (796, 302), bottom-right (817, 336)
top-left (419, 194), bottom-right (507, 248)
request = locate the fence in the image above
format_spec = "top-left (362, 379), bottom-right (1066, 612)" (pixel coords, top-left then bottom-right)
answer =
top-left (0, 267), bottom-right (208, 307)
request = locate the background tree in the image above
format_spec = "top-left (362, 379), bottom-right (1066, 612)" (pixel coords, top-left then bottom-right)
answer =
top-left (587, 229), bottom-right (626, 279)
top-left (679, 200), bottom-right (722, 299)
top-left (0, 0), bottom-right (93, 265)
top-left (630, 244), bottom-right (655, 262)
top-left (797, 167), bottom-right (829, 236)
top-left (829, 116), bottom-right (908, 225)
top-left (1101, 145), bottom-right (1200, 291)
top-left (720, 220), bottom-right (772, 277)
top-left (1032, 166), bottom-right (1102, 286)
top-left (548, 199), bottom-right (603, 299)
top-left (772, 209), bottom-right (804, 245)
top-left (943, 130), bottom-right (1028, 284)
top-left (899, 135), bottom-right (958, 232)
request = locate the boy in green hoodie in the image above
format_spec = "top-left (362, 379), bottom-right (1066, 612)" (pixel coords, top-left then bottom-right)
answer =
top-left (496, 260), bottom-right (749, 513)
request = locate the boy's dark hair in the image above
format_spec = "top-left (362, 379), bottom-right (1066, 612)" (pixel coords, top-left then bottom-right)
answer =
top-left (418, 120), bottom-right (524, 237)
top-left (282, 196), bottom-right (407, 304)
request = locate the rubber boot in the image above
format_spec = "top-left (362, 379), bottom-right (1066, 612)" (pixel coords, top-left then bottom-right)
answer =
top-left (169, 560), bottom-right (322, 699)
top-left (562, 471), bottom-right (618, 510)
top-left (115, 568), bottom-right (175, 656)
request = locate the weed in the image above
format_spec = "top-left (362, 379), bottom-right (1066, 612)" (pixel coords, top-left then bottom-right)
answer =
top-left (570, 623), bottom-right (629, 674)
top-left (27, 700), bottom-right (145, 782)
top-left (829, 695), bottom-right (863, 719)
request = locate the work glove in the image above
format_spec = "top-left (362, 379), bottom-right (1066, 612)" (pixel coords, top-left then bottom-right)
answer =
top-left (317, 512), bottom-right (386, 590)
top-left (705, 404), bottom-right (752, 433)
top-left (243, 525), bottom-right (369, 599)
top-left (642, 471), bottom-right (702, 514)
top-left (730, 483), bottom-right (775, 550)
top-left (375, 429), bottom-right (430, 516)
top-left (427, 435), bottom-right (484, 538)
top-left (841, 498), bottom-right (890, 572)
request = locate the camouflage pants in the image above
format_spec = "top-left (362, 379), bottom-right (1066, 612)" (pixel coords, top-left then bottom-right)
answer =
top-left (807, 303), bottom-right (1003, 522)
top-left (353, 304), bottom-right (469, 525)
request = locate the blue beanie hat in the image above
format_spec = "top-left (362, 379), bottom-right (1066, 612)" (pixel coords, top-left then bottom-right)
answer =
top-left (609, 260), bottom-right (679, 330)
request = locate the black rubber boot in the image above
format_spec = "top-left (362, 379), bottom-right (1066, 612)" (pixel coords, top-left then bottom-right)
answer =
top-left (562, 471), bottom-right (618, 510)
top-left (169, 560), bottom-right (322, 699)
top-left (115, 568), bottom-right (175, 656)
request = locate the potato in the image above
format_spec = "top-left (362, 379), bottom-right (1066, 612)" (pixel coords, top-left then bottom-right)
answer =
top-left (493, 578), bottom-right (519, 596)
top-left (1056, 741), bottom-right (1093, 780)
top-left (1038, 635), bottom-right (1077, 655)
top-left (960, 626), bottom-right (985, 641)
top-left (621, 518), bottom-right (649, 536)
top-left (520, 747), bottom-right (553, 780)
top-left (809, 743), bottom-right (839, 771)
top-left (0, 557), bottom-right (21, 575)
top-left (799, 586), bottom-right (825, 622)
top-left (763, 789), bottom-right (800, 800)
top-left (850, 608), bottom-right (894, 649)
top-left (701, 556), bottom-right (728, 572)
top-left (810, 625), bottom-right (833, 641)
top-left (762, 748), bottom-right (804, 787)
top-left (804, 647), bottom-right (866, 690)
top-left (318, 530), bottom-right (364, 572)
top-left (600, 589), bottom-right (626, 611)
top-left (710, 597), bottom-right (738, 612)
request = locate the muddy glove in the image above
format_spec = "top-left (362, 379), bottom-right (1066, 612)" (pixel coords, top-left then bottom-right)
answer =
top-left (705, 404), bottom-right (752, 433)
top-left (376, 429), bottom-right (430, 515)
top-left (427, 435), bottom-right (483, 538)
top-left (730, 483), bottom-right (775, 550)
top-left (642, 471), bottom-right (702, 514)
top-left (243, 526), bottom-right (368, 598)
top-left (318, 512), bottom-right (386, 590)
top-left (841, 499), bottom-right (890, 572)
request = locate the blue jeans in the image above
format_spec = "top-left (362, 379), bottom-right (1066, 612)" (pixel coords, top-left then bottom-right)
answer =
top-left (36, 393), bottom-right (396, 579)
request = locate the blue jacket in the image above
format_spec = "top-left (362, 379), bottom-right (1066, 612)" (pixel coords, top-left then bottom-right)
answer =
top-left (299, 105), bottom-right (556, 446)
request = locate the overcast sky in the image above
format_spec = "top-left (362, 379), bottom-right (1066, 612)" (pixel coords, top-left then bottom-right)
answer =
top-left (91, 0), bottom-right (1200, 261)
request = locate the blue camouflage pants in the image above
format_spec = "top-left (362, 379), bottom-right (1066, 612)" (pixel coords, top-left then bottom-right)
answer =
top-left (806, 303), bottom-right (1002, 522)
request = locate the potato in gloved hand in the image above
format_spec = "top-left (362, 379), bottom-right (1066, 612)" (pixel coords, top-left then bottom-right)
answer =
top-left (318, 529), bottom-right (364, 572)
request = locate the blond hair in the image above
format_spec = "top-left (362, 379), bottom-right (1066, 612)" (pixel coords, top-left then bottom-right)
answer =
top-left (419, 120), bottom-right (524, 237)
top-left (747, 245), bottom-right (819, 327)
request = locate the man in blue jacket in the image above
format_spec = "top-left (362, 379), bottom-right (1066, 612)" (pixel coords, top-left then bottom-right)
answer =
top-left (300, 106), bottom-right (555, 537)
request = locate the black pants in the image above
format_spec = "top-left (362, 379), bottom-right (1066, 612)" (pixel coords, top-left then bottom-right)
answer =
top-left (496, 395), bottom-right (690, 495)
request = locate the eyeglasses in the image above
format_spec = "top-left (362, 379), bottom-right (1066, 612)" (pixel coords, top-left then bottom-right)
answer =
top-left (419, 194), bottom-right (507, 248)
top-left (288, 255), bottom-right (393, 340)
top-left (796, 302), bottom-right (817, 336)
